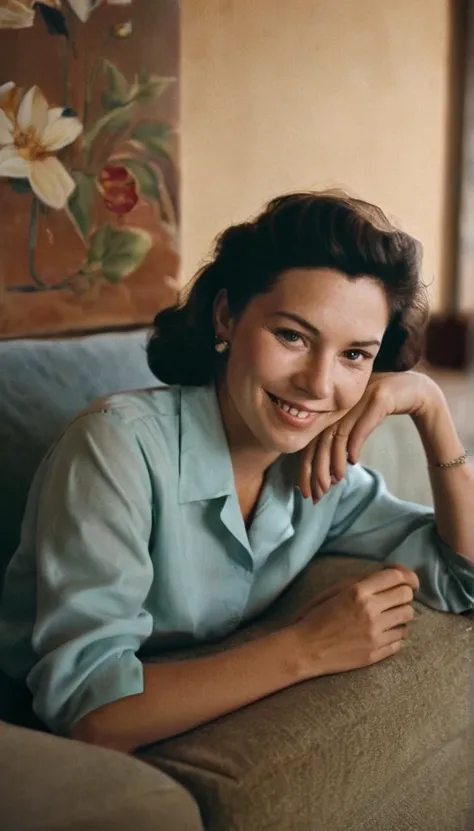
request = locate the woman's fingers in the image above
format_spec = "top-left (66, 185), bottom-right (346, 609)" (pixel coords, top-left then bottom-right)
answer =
top-left (330, 394), bottom-right (386, 476)
top-left (310, 429), bottom-right (334, 501)
top-left (298, 440), bottom-right (316, 499)
top-left (330, 429), bottom-right (350, 481)
top-left (299, 423), bottom-right (353, 504)
top-left (345, 398), bottom-right (386, 463)
top-left (298, 390), bottom-right (388, 503)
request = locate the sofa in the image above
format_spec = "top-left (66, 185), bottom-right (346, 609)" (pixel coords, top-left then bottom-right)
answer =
top-left (0, 330), bottom-right (472, 831)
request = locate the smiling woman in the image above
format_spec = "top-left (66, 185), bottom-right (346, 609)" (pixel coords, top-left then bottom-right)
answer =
top-left (1, 189), bottom-right (473, 756)
top-left (148, 190), bottom-right (427, 386)
top-left (211, 266), bottom-right (391, 461)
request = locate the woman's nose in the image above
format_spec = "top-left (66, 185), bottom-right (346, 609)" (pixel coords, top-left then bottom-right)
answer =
top-left (293, 353), bottom-right (334, 401)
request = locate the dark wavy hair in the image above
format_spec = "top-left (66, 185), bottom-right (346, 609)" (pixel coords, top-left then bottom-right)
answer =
top-left (147, 190), bottom-right (428, 385)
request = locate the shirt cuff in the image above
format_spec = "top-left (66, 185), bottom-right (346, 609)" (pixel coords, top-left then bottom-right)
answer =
top-left (28, 649), bottom-right (145, 736)
top-left (437, 536), bottom-right (474, 578)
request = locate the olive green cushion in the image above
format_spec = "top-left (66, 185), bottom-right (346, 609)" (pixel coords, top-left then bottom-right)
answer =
top-left (136, 555), bottom-right (473, 831)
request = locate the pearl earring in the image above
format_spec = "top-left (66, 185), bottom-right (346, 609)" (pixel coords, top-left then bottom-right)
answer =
top-left (214, 337), bottom-right (229, 354)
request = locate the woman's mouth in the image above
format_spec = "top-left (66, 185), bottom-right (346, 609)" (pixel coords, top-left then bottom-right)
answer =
top-left (266, 391), bottom-right (322, 428)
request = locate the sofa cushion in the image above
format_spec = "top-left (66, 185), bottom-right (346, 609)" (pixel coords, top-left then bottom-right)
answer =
top-left (359, 415), bottom-right (432, 507)
top-left (0, 721), bottom-right (203, 831)
top-left (0, 330), bottom-right (156, 582)
top-left (136, 555), bottom-right (473, 831)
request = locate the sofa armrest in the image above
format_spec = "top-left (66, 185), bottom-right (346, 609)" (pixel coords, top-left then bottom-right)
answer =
top-left (0, 721), bottom-right (202, 831)
top-left (136, 556), bottom-right (473, 831)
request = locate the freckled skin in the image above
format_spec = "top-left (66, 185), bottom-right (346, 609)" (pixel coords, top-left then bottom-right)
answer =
top-left (215, 268), bottom-right (390, 467)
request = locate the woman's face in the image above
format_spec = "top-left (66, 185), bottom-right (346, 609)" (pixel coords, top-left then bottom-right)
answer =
top-left (216, 268), bottom-right (390, 458)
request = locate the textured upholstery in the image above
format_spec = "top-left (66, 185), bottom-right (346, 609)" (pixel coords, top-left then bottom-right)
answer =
top-left (359, 414), bottom-right (432, 507)
top-left (0, 330), bottom-right (156, 584)
top-left (137, 555), bottom-right (473, 831)
top-left (0, 721), bottom-right (203, 831)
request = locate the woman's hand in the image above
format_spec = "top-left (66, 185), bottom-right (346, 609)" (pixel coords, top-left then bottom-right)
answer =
top-left (292, 565), bottom-right (419, 680)
top-left (295, 562), bottom-right (418, 620)
top-left (298, 370), bottom-right (440, 502)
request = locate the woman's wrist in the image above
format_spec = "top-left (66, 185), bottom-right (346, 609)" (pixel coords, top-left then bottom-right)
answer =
top-left (411, 383), bottom-right (465, 467)
top-left (284, 621), bottom-right (328, 682)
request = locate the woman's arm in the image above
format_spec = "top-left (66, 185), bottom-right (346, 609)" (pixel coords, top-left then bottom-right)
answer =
top-left (297, 371), bottom-right (474, 613)
top-left (7, 406), bottom-right (313, 753)
top-left (71, 626), bottom-right (303, 753)
top-left (411, 383), bottom-right (474, 563)
top-left (299, 369), bottom-right (474, 563)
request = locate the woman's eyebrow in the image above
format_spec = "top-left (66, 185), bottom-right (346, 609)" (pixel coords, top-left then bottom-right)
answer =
top-left (270, 311), bottom-right (381, 348)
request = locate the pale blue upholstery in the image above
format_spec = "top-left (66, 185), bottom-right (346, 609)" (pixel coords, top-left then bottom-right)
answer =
top-left (0, 330), bottom-right (156, 585)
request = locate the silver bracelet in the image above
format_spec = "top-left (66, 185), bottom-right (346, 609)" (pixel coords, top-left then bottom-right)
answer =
top-left (430, 451), bottom-right (468, 469)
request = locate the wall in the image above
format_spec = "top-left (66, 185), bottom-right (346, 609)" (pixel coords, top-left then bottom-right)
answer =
top-left (181, 0), bottom-right (451, 311)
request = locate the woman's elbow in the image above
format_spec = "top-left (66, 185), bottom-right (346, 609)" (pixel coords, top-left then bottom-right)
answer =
top-left (70, 712), bottom-right (135, 754)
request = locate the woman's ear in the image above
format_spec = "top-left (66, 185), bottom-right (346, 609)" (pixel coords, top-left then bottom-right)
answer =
top-left (213, 289), bottom-right (235, 342)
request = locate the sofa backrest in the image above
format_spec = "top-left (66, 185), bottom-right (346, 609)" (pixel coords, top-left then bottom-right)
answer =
top-left (0, 330), bottom-right (157, 586)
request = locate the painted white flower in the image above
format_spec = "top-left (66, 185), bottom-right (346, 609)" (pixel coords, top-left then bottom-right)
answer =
top-left (0, 82), bottom-right (16, 110)
top-left (0, 81), bottom-right (23, 123)
top-left (68, 0), bottom-right (131, 23)
top-left (0, 85), bottom-right (83, 209)
top-left (0, 0), bottom-right (35, 29)
top-left (0, 0), bottom-right (131, 29)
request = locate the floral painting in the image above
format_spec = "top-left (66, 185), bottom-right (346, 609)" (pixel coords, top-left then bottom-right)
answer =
top-left (0, 0), bottom-right (179, 339)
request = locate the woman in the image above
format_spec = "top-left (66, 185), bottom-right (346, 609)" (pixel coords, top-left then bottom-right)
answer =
top-left (0, 190), bottom-right (473, 753)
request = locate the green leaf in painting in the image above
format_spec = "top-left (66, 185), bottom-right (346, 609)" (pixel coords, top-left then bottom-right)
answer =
top-left (102, 227), bottom-right (152, 282)
top-left (86, 225), bottom-right (152, 283)
top-left (68, 172), bottom-right (96, 239)
top-left (84, 67), bottom-right (174, 157)
top-left (83, 107), bottom-right (132, 156)
top-left (120, 159), bottom-right (160, 202)
top-left (101, 59), bottom-right (130, 111)
top-left (100, 64), bottom-right (172, 113)
top-left (137, 69), bottom-right (149, 86)
top-left (9, 178), bottom-right (32, 195)
top-left (134, 74), bottom-right (174, 104)
top-left (87, 225), bottom-right (109, 266)
top-left (131, 122), bottom-right (172, 159)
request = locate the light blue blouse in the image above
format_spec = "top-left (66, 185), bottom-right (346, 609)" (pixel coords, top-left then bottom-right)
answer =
top-left (0, 383), bottom-right (473, 735)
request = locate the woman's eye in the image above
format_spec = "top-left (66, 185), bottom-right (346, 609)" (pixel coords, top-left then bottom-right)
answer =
top-left (276, 328), bottom-right (306, 346)
top-left (344, 349), bottom-right (364, 361)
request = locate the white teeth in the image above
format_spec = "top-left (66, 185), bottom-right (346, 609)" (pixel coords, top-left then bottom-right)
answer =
top-left (275, 397), bottom-right (311, 419)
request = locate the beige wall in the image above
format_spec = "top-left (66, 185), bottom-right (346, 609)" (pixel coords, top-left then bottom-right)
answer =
top-left (181, 0), bottom-right (451, 311)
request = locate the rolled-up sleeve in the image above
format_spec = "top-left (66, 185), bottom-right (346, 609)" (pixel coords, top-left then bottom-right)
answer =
top-left (319, 463), bottom-right (474, 614)
top-left (25, 410), bottom-right (154, 735)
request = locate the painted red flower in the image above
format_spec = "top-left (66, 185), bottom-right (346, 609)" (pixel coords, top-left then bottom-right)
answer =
top-left (98, 163), bottom-right (138, 215)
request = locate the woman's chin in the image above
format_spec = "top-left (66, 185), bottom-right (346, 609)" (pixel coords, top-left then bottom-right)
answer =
top-left (251, 402), bottom-right (329, 455)
top-left (261, 425), bottom-right (318, 455)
